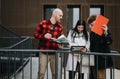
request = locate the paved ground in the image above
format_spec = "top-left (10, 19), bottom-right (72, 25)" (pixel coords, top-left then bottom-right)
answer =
top-left (12, 57), bottom-right (120, 79)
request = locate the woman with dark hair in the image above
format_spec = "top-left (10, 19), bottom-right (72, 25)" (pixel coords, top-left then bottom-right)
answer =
top-left (66, 19), bottom-right (91, 79)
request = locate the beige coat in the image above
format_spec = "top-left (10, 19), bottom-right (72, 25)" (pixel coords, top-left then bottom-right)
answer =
top-left (66, 30), bottom-right (91, 73)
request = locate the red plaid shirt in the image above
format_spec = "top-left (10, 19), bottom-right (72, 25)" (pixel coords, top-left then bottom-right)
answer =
top-left (34, 19), bottom-right (63, 50)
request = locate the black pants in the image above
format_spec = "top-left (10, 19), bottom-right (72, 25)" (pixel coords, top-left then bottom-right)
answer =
top-left (90, 66), bottom-right (94, 79)
top-left (69, 71), bottom-right (84, 79)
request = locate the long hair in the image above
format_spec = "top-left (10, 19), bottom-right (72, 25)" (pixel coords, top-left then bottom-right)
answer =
top-left (71, 19), bottom-right (88, 41)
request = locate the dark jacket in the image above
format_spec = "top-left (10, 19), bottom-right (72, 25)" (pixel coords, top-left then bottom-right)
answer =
top-left (90, 31), bottom-right (113, 69)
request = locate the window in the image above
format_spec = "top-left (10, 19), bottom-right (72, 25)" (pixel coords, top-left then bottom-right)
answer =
top-left (90, 5), bottom-right (104, 15)
top-left (44, 5), bottom-right (57, 19)
top-left (67, 5), bottom-right (80, 33)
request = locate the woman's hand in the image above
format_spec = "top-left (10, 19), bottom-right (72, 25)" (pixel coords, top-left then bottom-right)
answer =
top-left (80, 48), bottom-right (87, 52)
top-left (101, 24), bottom-right (108, 36)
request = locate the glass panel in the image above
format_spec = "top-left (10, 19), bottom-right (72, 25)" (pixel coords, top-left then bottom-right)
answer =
top-left (44, 5), bottom-right (57, 19)
top-left (90, 5), bottom-right (104, 15)
top-left (67, 5), bottom-right (80, 34)
top-left (90, 8), bottom-right (101, 15)
top-left (89, 5), bottom-right (104, 30)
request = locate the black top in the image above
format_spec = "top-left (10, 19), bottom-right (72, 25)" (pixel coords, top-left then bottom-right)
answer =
top-left (90, 31), bottom-right (113, 69)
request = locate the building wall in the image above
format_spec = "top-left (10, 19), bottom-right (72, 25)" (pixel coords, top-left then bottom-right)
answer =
top-left (0, 0), bottom-right (120, 51)
top-left (0, 0), bottom-right (1, 24)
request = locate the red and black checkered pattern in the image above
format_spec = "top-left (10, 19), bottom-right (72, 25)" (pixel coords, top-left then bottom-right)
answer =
top-left (34, 19), bottom-right (63, 50)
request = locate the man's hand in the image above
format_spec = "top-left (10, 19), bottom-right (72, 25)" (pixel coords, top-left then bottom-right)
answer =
top-left (44, 33), bottom-right (52, 39)
top-left (50, 38), bottom-right (57, 41)
top-left (58, 44), bottom-right (64, 49)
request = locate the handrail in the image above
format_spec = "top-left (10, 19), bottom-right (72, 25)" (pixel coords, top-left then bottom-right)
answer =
top-left (0, 24), bottom-right (20, 37)
top-left (0, 36), bottom-right (34, 49)
top-left (10, 57), bottom-right (30, 79)
top-left (8, 37), bottom-right (32, 48)
top-left (0, 49), bottom-right (119, 56)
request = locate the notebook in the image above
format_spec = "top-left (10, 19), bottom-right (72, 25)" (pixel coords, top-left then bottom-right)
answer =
top-left (91, 14), bottom-right (109, 36)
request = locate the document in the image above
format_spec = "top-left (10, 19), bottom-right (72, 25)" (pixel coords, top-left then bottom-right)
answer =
top-left (91, 14), bottom-right (109, 36)
top-left (51, 34), bottom-right (69, 44)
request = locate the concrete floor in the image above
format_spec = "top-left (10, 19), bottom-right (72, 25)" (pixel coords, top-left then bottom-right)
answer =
top-left (12, 57), bottom-right (120, 79)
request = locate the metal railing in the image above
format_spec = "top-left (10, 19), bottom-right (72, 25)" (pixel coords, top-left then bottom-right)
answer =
top-left (0, 24), bottom-right (20, 48)
top-left (0, 24), bottom-right (120, 79)
top-left (0, 49), bottom-right (120, 79)
top-left (0, 36), bottom-right (33, 79)
top-left (0, 24), bottom-right (20, 37)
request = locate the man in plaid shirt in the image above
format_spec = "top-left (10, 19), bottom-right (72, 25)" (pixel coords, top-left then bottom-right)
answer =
top-left (34, 8), bottom-right (63, 79)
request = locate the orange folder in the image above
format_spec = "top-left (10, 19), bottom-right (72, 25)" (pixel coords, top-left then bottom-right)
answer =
top-left (91, 14), bottom-right (109, 36)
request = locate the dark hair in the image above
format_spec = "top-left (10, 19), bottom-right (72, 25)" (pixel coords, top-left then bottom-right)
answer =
top-left (72, 19), bottom-right (88, 41)
top-left (87, 15), bottom-right (97, 24)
